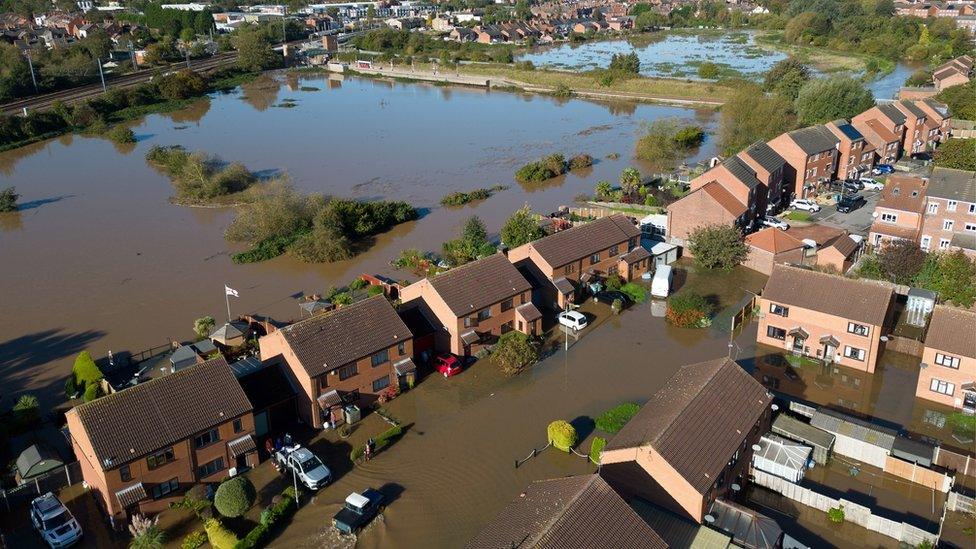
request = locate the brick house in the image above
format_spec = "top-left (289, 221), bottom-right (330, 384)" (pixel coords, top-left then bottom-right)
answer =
top-left (743, 227), bottom-right (807, 275)
top-left (65, 357), bottom-right (257, 523)
top-left (913, 98), bottom-right (952, 141)
top-left (507, 215), bottom-right (643, 308)
top-left (919, 167), bottom-right (976, 255)
top-left (825, 119), bottom-right (875, 181)
top-left (466, 475), bottom-right (667, 549)
top-left (916, 305), bottom-right (976, 412)
top-left (932, 55), bottom-right (972, 91)
top-left (600, 358), bottom-right (773, 523)
top-left (666, 181), bottom-right (748, 248)
top-left (739, 141), bottom-right (788, 213)
top-left (893, 100), bottom-right (931, 156)
top-left (853, 104), bottom-right (907, 163)
top-left (767, 125), bottom-right (839, 199)
top-left (258, 295), bottom-right (413, 428)
top-left (816, 233), bottom-right (862, 274)
top-left (757, 264), bottom-right (894, 373)
top-left (868, 174), bottom-right (928, 248)
top-left (399, 254), bottom-right (540, 357)
top-left (687, 155), bottom-right (768, 224)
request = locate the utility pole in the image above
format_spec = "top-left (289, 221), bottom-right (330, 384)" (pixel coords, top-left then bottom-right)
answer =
top-left (25, 50), bottom-right (38, 93)
top-left (96, 58), bottom-right (106, 92)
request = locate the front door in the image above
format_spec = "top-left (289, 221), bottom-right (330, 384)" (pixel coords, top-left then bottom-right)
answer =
top-left (823, 344), bottom-right (835, 362)
top-left (792, 337), bottom-right (806, 353)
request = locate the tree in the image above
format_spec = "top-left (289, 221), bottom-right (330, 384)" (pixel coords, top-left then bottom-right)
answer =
top-left (547, 420), bottom-right (577, 452)
top-left (194, 316), bottom-right (216, 339)
top-left (936, 80), bottom-right (975, 120)
top-left (933, 139), bottom-right (976, 171)
top-left (501, 205), bottom-right (545, 248)
top-left (594, 180), bottom-right (613, 200)
top-left (876, 239), bottom-right (925, 284)
top-left (155, 70), bottom-right (207, 101)
top-left (442, 216), bottom-right (496, 266)
top-left (634, 10), bottom-right (666, 31)
top-left (718, 84), bottom-right (797, 156)
top-left (492, 331), bottom-right (538, 376)
top-left (697, 61), bottom-right (719, 80)
top-left (687, 224), bottom-right (748, 270)
top-left (609, 51), bottom-right (640, 75)
top-left (129, 514), bottom-right (165, 549)
top-left (144, 38), bottom-right (180, 66)
top-left (72, 351), bottom-right (104, 388)
top-left (904, 69), bottom-right (932, 87)
top-left (0, 186), bottom-right (19, 212)
top-left (13, 394), bottom-right (39, 429)
top-left (0, 43), bottom-right (32, 101)
top-left (233, 27), bottom-right (281, 72)
top-left (214, 477), bottom-right (256, 518)
top-left (914, 251), bottom-right (976, 307)
top-left (619, 167), bottom-right (642, 196)
top-left (763, 57), bottom-right (811, 101)
top-left (795, 77), bottom-right (875, 126)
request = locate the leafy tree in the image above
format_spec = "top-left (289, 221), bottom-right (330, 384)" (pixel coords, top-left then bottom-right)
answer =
top-left (155, 70), bottom-right (207, 101)
top-left (492, 331), bottom-right (538, 376)
top-left (442, 216), bottom-right (496, 266)
top-left (673, 126), bottom-right (705, 148)
top-left (500, 205), bottom-right (545, 248)
top-left (795, 77), bottom-right (875, 125)
top-left (72, 351), bottom-right (104, 388)
top-left (0, 43), bottom-right (33, 101)
top-left (935, 81), bottom-right (976, 120)
top-left (144, 38), bottom-right (181, 66)
top-left (763, 57), bottom-right (811, 101)
top-left (83, 383), bottom-right (102, 402)
top-left (194, 316), bottom-right (216, 339)
top-left (634, 10), bottom-right (666, 31)
top-left (914, 251), bottom-right (976, 307)
top-left (904, 69), bottom-right (932, 87)
top-left (214, 477), bottom-right (256, 518)
top-left (697, 61), bottom-right (719, 79)
top-left (594, 180), bottom-right (613, 200)
top-left (687, 224), bottom-right (748, 270)
top-left (719, 84), bottom-right (797, 156)
top-left (877, 239), bottom-right (926, 284)
top-left (933, 139), bottom-right (976, 171)
top-left (547, 420), bottom-right (577, 452)
top-left (619, 167), bottom-right (642, 196)
top-left (233, 27), bottom-right (282, 72)
top-left (609, 51), bottom-right (640, 75)
top-left (129, 514), bottom-right (165, 549)
top-left (0, 186), bottom-right (19, 212)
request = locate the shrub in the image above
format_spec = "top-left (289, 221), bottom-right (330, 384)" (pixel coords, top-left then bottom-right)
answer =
top-left (83, 383), bottom-right (102, 402)
top-left (492, 331), bottom-right (539, 376)
top-left (181, 531), bottom-right (207, 549)
top-left (948, 412), bottom-right (976, 435)
top-left (0, 186), bottom-right (18, 212)
top-left (666, 292), bottom-right (713, 328)
top-left (193, 316), bottom-right (216, 339)
top-left (515, 154), bottom-right (566, 184)
top-left (106, 125), bottom-right (136, 144)
top-left (350, 424), bottom-right (404, 462)
top-left (64, 377), bottom-right (78, 399)
top-left (568, 153), bottom-right (594, 170)
top-left (72, 351), bottom-right (104, 388)
top-left (547, 420), bottom-right (577, 452)
top-left (214, 477), bottom-right (256, 518)
top-left (367, 285), bottom-right (385, 297)
top-left (620, 283), bottom-right (647, 304)
top-left (129, 514), bottom-right (165, 549)
top-left (687, 224), bottom-right (748, 270)
top-left (501, 204), bottom-right (545, 248)
top-left (595, 403), bottom-right (640, 433)
top-left (827, 506), bottom-right (845, 523)
top-left (13, 394), bottom-right (39, 429)
top-left (205, 519), bottom-right (239, 549)
top-left (348, 277), bottom-right (368, 290)
top-left (604, 273), bottom-right (623, 291)
top-left (589, 437), bottom-right (607, 464)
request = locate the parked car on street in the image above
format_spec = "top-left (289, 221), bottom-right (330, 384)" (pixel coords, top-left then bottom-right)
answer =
top-left (789, 199), bottom-right (821, 212)
top-left (557, 310), bottom-right (588, 331)
top-left (872, 164), bottom-right (894, 175)
top-left (30, 493), bottom-right (82, 549)
top-left (333, 489), bottom-right (386, 535)
top-left (859, 178), bottom-right (884, 191)
top-left (434, 354), bottom-right (462, 377)
top-left (836, 194), bottom-right (867, 213)
top-left (761, 216), bottom-right (790, 230)
top-left (273, 444), bottom-right (332, 490)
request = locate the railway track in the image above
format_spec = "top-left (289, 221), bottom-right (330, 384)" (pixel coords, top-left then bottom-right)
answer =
top-left (0, 52), bottom-right (238, 116)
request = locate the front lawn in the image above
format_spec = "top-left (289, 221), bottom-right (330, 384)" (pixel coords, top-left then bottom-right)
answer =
top-left (783, 211), bottom-right (813, 222)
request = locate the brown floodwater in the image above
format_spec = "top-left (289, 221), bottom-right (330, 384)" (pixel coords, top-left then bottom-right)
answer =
top-left (0, 73), bottom-right (717, 409)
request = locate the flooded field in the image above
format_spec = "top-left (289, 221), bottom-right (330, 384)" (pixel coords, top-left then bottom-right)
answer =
top-left (518, 31), bottom-right (788, 79)
top-left (0, 73), bottom-right (717, 409)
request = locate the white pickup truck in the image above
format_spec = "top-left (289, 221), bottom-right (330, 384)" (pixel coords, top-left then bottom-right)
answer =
top-left (272, 444), bottom-right (332, 491)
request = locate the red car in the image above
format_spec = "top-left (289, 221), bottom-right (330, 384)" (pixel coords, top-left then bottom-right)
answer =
top-left (434, 354), bottom-right (462, 377)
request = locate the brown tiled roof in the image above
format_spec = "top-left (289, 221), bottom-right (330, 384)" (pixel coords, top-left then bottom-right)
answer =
top-left (72, 357), bottom-right (253, 471)
top-left (276, 295), bottom-right (412, 377)
top-left (528, 215), bottom-right (640, 270)
top-left (604, 358), bottom-right (772, 494)
top-left (620, 246), bottom-right (650, 264)
top-left (427, 254), bottom-right (531, 316)
top-left (925, 305), bottom-right (976, 358)
top-left (746, 228), bottom-right (805, 254)
top-left (865, 119), bottom-right (900, 144)
top-left (700, 180), bottom-right (748, 217)
top-left (762, 264), bottom-right (893, 326)
top-left (465, 475), bottom-right (667, 549)
top-left (822, 235), bottom-right (859, 258)
top-left (784, 224), bottom-right (845, 246)
top-left (876, 174), bottom-right (927, 212)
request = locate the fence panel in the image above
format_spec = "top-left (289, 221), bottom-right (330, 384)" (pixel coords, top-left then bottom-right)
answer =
top-left (0, 461), bottom-right (82, 511)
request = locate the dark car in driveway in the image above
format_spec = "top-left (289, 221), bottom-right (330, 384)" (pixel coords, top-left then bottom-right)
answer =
top-left (593, 291), bottom-right (630, 306)
top-left (836, 194), bottom-right (867, 213)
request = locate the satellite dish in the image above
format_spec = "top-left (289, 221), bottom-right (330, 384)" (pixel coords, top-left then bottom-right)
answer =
top-left (731, 483), bottom-right (741, 491)
top-left (771, 404), bottom-right (780, 411)
top-left (704, 514), bottom-right (715, 524)
top-left (752, 444), bottom-right (762, 452)
top-left (880, 336), bottom-right (890, 342)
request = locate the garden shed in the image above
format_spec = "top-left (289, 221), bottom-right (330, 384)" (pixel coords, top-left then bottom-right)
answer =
top-left (15, 444), bottom-right (64, 484)
top-left (810, 408), bottom-right (895, 468)
top-left (752, 434), bottom-right (813, 483)
top-left (771, 413), bottom-right (835, 465)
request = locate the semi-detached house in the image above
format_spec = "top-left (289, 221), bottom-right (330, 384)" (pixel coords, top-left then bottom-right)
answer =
top-left (825, 119), bottom-right (875, 181)
top-left (767, 125), bottom-right (839, 199)
top-left (398, 253), bottom-right (540, 357)
top-left (65, 357), bottom-right (258, 523)
top-left (259, 295), bottom-right (413, 428)
top-left (738, 141), bottom-right (788, 212)
top-left (757, 264), bottom-right (894, 373)
top-left (919, 167), bottom-right (976, 256)
top-left (893, 100), bottom-right (931, 156)
top-left (916, 305), bottom-right (976, 412)
top-left (853, 104), bottom-right (907, 163)
top-left (507, 215), bottom-right (644, 308)
top-left (868, 174), bottom-right (928, 248)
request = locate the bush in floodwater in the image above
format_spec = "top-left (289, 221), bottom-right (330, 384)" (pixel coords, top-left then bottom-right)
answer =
top-left (666, 292), bottom-right (713, 328)
top-left (106, 125), bottom-right (136, 144)
top-left (620, 282), bottom-right (647, 304)
top-left (589, 437), bottom-right (607, 464)
top-left (595, 403), bottom-right (640, 433)
top-left (568, 153), bottom-right (594, 170)
top-left (547, 420), bottom-right (577, 453)
top-left (0, 186), bottom-right (19, 212)
top-left (515, 154), bottom-right (566, 184)
top-left (827, 505), bottom-right (845, 523)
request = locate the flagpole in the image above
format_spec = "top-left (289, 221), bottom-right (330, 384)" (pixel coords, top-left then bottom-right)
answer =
top-left (225, 284), bottom-right (232, 322)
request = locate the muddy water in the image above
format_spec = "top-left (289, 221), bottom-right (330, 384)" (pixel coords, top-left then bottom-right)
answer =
top-left (0, 73), bottom-right (717, 408)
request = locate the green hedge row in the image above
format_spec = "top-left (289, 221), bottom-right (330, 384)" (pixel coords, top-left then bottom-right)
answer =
top-left (349, 424), bottom-right (404, 462)
top-left (234, 486), bottom-right (297, 549)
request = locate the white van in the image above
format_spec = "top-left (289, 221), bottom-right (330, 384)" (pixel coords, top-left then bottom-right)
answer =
top-left (651, 265), bottom-right (672, 298)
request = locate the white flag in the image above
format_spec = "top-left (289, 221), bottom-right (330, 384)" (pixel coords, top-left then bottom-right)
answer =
top-left (225, 285), bottom-right (240, 297)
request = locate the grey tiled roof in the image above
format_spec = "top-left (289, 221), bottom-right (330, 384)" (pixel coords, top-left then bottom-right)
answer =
top-left (788, 125), bottom-right (839, 155)
top-left (723, 155), bottom-right (763, 190)
top-left (742, 141), bottom-right (786, 174)
top-left (898, 100), bottom-right (928, 119)
top-left (877, 103), bottom-right (907, 125)
top-left (926, 167), bottom-right (976, 202)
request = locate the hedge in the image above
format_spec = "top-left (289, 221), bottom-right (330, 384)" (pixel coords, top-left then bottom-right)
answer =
top-left (595, 403), bottom-right (641, 433)
top-left (547, 420), bottom-right (577, 453)
top-left (589, 437), bottom-right (607, 464)
top-left (72, 351), bottom-right (104, 387)
top-left (350, 424), bottom-right (404, 462)
top-left (234, 487), bottom-right (297, 549)
top-left (205, 519), bottom-right (239, 549)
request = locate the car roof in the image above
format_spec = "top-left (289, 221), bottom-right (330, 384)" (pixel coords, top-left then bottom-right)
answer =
top-left (563, 310), bottom-right (586, 318)
top-left (32, 493), bottom-right (65, 518)
top-left (346, 492), bottom-right (370, 507)
top-left (293, 447), bottom-right (314, 461)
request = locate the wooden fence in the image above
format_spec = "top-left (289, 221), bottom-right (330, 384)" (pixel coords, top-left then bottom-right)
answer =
top-left (934, 446), bottom-right (975, 479)
top-left (882, 455), bottom-right (953, 492)
top-left (0, 461), bottom-right (83, 511)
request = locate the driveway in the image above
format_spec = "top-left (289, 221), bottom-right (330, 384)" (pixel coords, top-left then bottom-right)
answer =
top-left (806, 188), bottom-right (882, 237)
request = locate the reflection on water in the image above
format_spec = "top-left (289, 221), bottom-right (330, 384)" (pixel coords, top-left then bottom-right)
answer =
top-left (518, 31), bottom-right (787, 79)
top-left (866, 62), bottom-right (920, 100)
top-left (0, 73), bottom-right (716, 411)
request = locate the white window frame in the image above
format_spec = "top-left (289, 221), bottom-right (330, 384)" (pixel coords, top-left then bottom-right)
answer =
top-left (935, 353), bottom-right (960, 369)
top-left (947, 200), bottom-right (958, 212)
top-left (921, 236), bottom-right (931, 250)
top-left (927, 202), bottom-right (938, 215)
top-left (940, 238), bottom-right (950, 250)
top-left (943, 220), bottom-right (954, 231)
top-left (769, 304), bottom-right (789, 317)
top-left (880, 213), bottom-right (897, 223)
top-left (843, 346), bottom-right (866, 361)
top-left (847, 322), bottom-right (869, 337)
top-left (930, 378), bottom-right (954, 396)
top-left (969, 203), bottom-right (976, 215)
